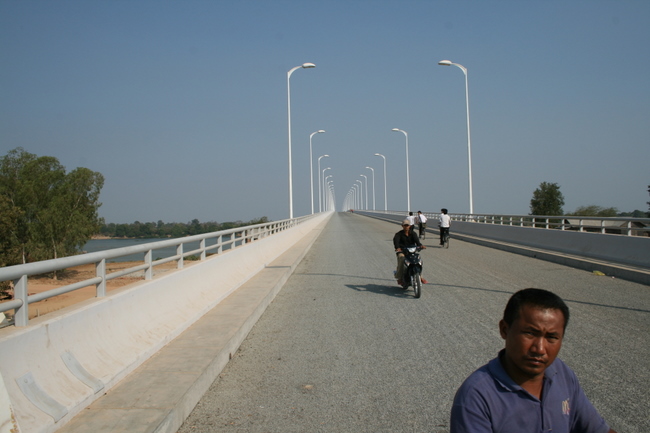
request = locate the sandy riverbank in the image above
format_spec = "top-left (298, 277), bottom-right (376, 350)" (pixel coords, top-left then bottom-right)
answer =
top-left (1, 261), bottom-right (178, 321)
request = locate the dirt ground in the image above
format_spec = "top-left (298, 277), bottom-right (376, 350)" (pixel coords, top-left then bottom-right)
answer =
top-left (1, 261), bottom-right (179, 321)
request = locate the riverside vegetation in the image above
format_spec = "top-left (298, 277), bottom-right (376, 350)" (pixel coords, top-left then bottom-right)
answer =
top-left (0, 147), bottom-right (268, 301)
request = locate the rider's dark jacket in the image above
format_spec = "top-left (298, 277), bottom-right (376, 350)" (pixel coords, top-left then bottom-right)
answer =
top-left (393, 229), bottom-right (422, 250)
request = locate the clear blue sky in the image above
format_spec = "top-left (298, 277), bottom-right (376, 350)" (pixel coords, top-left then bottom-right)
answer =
top-left (1, 0), bottom-right (648, 223)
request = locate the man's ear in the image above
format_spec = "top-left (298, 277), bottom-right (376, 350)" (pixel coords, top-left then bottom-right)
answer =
top-left (498, 319), bottom-right (509, 340)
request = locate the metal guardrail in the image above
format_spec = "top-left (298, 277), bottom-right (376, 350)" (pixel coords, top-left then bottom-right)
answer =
top-left (373, 210), bottom-right (650, 237)
top-left (0, 215), bottom-right (316, 327)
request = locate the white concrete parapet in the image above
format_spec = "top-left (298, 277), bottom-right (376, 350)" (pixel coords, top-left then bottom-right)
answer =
top-left (0, 213), bottom-right (331, 433)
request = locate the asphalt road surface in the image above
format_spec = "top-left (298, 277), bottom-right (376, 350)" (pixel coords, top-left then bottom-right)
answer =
top-left (178, 211), bottom-right (649, 433)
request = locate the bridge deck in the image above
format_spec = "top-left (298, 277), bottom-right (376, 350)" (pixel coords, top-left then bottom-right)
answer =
top-left (61, 212), bottom-right (650, 433)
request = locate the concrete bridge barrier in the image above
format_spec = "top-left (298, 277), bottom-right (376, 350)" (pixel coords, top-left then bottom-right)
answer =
top-left (358, 211), bottom-right (650, 284)
top-left (0, 212), bottom-right (332, 433)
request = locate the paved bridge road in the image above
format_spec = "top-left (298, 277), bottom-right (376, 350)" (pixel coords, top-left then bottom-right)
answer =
top-left (179, 212), bottom-right (649, 433)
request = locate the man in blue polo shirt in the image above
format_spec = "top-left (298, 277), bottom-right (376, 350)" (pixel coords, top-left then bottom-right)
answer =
top-left (450, 288), bottom-right (617, 433)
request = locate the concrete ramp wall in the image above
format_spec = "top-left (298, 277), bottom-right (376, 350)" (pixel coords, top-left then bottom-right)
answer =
top-left (0, 213), bottom-right (331, 433)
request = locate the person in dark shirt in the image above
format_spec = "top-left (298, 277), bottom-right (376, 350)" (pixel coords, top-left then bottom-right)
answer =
top-left (450, 288), bottom-right (617, 433)
top-left (392, 219), bottom-right (426, 285)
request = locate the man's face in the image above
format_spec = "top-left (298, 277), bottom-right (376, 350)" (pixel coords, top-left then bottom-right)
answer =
top-left (499, 305), bottom-right (565, 383)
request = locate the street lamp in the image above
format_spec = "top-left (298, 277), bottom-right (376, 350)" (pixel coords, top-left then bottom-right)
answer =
top-left (346, 189), bottom-right (353, 211)
top-left (326, 181), bottom-right (335, 211)
top-left (287, 62), bottom-right (316, 219)
top-left (317, 154), bottom-right (329, 212)
top-left (365, 166), bottom-right (375, 210)
top-left (352, 183), bottom-right (360, 209)
top-left (360, 174), bottom-right (368, 210)
top-left (391, 128), bottom-right (411, 212)
top-left (438, 59), bottom-right (474, 215)
top-left (324, 175), bottom-right (333, 211)
top-left (374, 153), bottom-right (387, 211)
top-left (322, 167), bottom-right (332, 211)
top-left (355, 180), bottom-right (363, 210)
top-left (309, 130), bottom-right (326, 214)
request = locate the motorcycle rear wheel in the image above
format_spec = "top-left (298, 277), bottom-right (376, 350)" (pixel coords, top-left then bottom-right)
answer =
top-left (412, 273), bottom-right (422, 298)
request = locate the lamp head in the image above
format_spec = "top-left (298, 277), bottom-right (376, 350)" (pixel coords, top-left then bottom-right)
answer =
top-left (318, 129), bottom-right (325, 133)
top-left (391, 128), bottom-right (400, 132)
top-left (302, 63), bottom-right (316, 69)
top-left (438, 60), bottom-right (452, 66)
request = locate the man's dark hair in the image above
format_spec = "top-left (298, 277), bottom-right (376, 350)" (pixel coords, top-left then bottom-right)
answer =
top-left (503, 288), bottom-right (570, 331)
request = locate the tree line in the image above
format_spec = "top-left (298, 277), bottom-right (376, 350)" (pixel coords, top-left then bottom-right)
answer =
top-left (529, 181), bottom-right (649, 218)
top-left (98, 217), bottom-right (269, 239)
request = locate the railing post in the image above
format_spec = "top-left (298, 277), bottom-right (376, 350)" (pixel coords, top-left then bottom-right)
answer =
top-left (217, 235), bottom-right (223, 254)
top-left (96, 259), bottom-right (106, 297)
top-left (200, 238), bottom-right (206, 260)
top-left (177, 244), bottom-right (184, 268)
top-left (144, 250), bottom-right (153, 280)
top-left (13, 275), bottom-right (28, 327)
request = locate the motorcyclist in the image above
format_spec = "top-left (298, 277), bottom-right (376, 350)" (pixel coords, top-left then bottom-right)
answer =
top-left (393, 219), bottom-right (427, 286)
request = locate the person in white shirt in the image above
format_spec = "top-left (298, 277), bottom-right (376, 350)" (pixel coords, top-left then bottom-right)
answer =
top-left (417, 211), bottom-right (428, 239)
top-left (406, 212), bottom-right (417, 229)
top-left (439, 208), bottom-right (451, 246)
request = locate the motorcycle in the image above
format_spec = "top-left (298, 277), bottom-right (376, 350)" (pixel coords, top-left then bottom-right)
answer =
top-left (400, 245), bottom-right (424, 298)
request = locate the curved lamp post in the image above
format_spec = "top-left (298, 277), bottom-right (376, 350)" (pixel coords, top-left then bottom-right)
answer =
top-left (391, 128), bottom-right (410, 212)
top-left (355, 180), bottom-right (363, 210)
top-left (309, 130), bottom-right (326, 214)
top-left (438, 59), bottom-right (473, 215)
top-left (352, 183), bottom-right (360, 209)
top-left (287, 62), bottom-right (316, 219)
top-left (374, 153), bottom-right (387, 211)
top-left (365, 166), bottom-right (375, 210)
top-left (322, 167), bottom-right (332, 211)
top-left (324, 175), bottom-right (333, 211)
top-left (326, 181), bottom-right (335, 211)
top-left (317, 154), bottom-right (329, 212)
top-left (360, 174), bottom-right (368, 210)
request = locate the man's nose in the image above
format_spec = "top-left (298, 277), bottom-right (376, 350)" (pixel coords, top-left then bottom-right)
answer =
top-left (530, 337), bottom-right (547, 355)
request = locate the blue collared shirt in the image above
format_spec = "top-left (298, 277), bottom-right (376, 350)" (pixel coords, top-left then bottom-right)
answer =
top-left (450, 350), bottom-right (611, 433)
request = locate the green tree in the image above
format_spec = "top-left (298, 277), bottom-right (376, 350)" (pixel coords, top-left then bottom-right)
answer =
top-left (529, 182), bottom-right (565, 216)
top-left (0, 195), bottom-right (23, 267)
top-left (618, 210), bottom-right (646, 218)
top-left (568, 205), bottom-right (618, 217)
top-left (0, 148), bottom-right (104, 266)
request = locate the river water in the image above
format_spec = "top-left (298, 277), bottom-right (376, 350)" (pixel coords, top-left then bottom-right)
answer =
top-left (82, 238), bottom-right (224, 262)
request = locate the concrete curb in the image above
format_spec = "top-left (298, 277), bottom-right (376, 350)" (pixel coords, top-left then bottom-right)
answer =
top-left (56, 213), bottom-right (331, 433)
